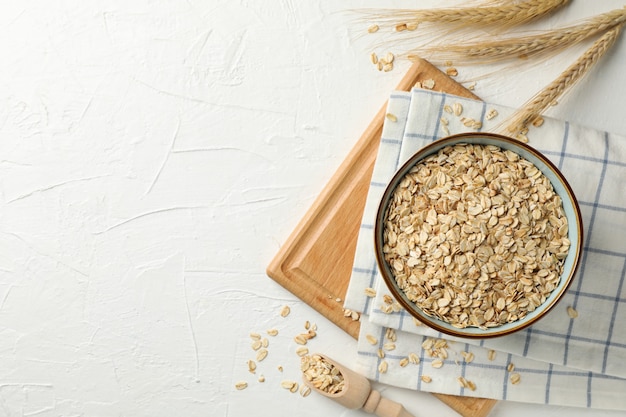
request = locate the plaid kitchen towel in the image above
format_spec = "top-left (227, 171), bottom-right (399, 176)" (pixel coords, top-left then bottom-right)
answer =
top-left (356, 314), bottom-right (626, 410)
top-left (344, 88), bottom-right (626, 408)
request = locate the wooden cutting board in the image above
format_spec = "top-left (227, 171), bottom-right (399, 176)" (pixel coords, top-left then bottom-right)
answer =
top-left (266, 58), bottom-right (496, 417)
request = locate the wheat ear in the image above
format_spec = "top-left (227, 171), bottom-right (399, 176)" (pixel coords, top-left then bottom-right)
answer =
top-left (503, 24), bottom-right (623, 135)
top-left (420, 8), bottom-right (626, 64)
top-left (364, 0), bottom-right (568, 29)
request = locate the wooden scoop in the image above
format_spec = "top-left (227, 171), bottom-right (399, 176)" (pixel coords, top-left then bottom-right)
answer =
top-left (302, 354), bottom-right (415, 417)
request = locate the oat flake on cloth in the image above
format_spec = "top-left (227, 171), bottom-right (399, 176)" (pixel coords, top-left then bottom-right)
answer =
top-left (344, 88), bottom-right (626, 409)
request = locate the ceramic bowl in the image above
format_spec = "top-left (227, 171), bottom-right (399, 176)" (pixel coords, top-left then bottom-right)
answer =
top-left (374, 132), bottom-right (583, 338)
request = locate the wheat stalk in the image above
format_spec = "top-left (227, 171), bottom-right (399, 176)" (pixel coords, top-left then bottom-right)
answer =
top-left (503, 24), bottom-right (623, 135)
top-left (361, 0), bottom-right (568, 30)
top-left (418, 8), bottom-right (626, 64)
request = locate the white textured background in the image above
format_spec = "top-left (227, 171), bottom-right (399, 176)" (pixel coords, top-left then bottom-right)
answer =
top-left (0, 1), bottom-right (624, 416)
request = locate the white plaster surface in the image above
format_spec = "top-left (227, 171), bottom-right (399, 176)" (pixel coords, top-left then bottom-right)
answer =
top-left (0, 1), bottom-right (624, 416)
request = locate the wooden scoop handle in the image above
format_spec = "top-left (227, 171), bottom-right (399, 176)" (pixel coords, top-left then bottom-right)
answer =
top-left (363, 389), bottom-right (416, 417)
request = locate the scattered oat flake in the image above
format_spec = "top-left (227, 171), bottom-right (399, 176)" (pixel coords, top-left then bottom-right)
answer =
top-left (256, 348), bottom-right (268, 362)
top-left (368, 24), bottom-right (379, 33)
top-left (399, 358), bottom-right (409, 367)
top-left (517, 133), bottom-right (529, 143)
top-left (421, 375), bottom-right (432, 383)
top-left (383, 342), bottom-right (396, 351)
top-left (446, 67), bottom-right (458, 77)
top-left (248, 360), bottom-right (257, 373)
top-left (258, 375), bottom-right (265, 383)
top-left (432, 359), bottom-right (444, 368)
top-left (261, 338), bottom-right (269, 348)
top-left (277, 365), bottom-right (283, 372)
top-left (438, 348), bottom-right (448, 360)
top-left (408, 353), bottom-right (420, 364)
top-left (406, 22), bottom-right (418, 31)
top-left (533, 116), bottom-right (545, 127)
top-left (461, 351), bottom-right (474, 363)
top-left (422, 79), bottom-right (435, 89)
top-left (468, 81), bottom-right (477, 90)
top-left (300, 384), bottom-right (311, 397)
top-left (434, 339), bottom-right (448, 349)
top-left (422, 338), bottom-right (434, 350)
top-left (488, 350), bottom-right (497, 361)
top-left (507, 363), bottom-right (515, 372)
top-left (251, 340), bottom-right (262, 351)
top-left (486, 108), bottom-right (498, 120)
top-left (377, 348), bottom-right (385, 359)
top-left (443, 104), bottom-right (453, 114)
top-left (250, 332), bottom-right (261, 340)
top-left (366, 334), bottom-right (378, 345)
top-left (281, 380), bottom-right (297, 391)
top-left (383, 62), bottom-right (394, 72)
top-left (395, 23), bottom-right (407, 32)
top-left (370, 52), bottom-right (378, 65)
top-left (510, 373), bottom-right (521, 385)
top-left (267, 329), bottom-right (279, 336)
top-left (280, 305), bottom-right (290, 317)
top-left (567, 306), bottom-right (578, 318)
top-left (378, 360), bottom-right (388, 373)
top-left (294, 335), bottom-right (307, 345)
top-left (296, 347), bottom-right (309, 357)
top-left (235, 381), bottom-right (248, 390)
top-left (386, 113), bottom-right (398, 122)
top-left (453, 102), bottom-right (463, 116)
top-left (365, 287), bottom-right (377, 297)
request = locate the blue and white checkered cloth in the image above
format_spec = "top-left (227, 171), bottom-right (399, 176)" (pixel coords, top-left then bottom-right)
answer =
top-left (344, 89), bottom-right (626, 410)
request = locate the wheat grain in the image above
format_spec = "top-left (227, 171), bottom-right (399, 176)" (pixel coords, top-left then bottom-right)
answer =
top-left (504, 24), bottom-right (623, 135)
top-left (567, 306), bottom-right (578, 318)
top-left (359, 0), bottom-right (568, 31)
top-left (421, 8), bottom-right (626, 64)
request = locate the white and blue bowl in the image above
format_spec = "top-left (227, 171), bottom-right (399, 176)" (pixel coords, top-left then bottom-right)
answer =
top-left (374, 132), bottom-right (583, 338)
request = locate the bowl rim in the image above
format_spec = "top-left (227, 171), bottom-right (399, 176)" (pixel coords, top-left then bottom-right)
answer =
top-left (374, 132), bottom-right (584, 338)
